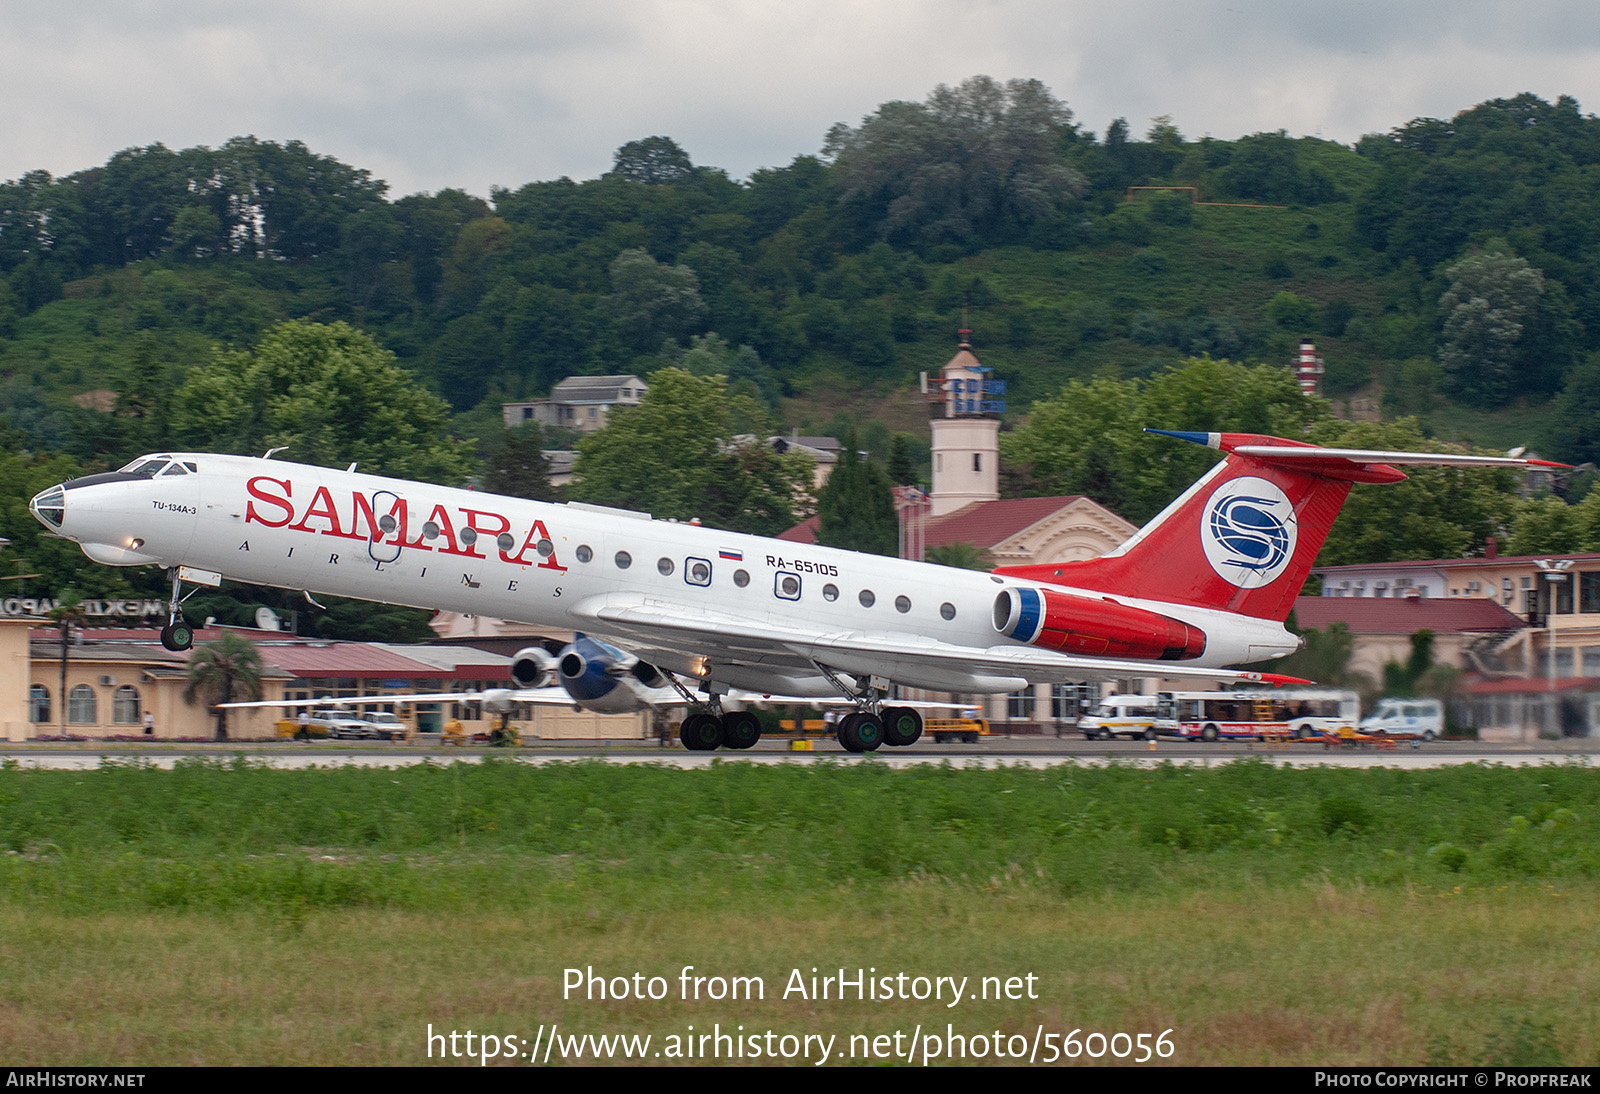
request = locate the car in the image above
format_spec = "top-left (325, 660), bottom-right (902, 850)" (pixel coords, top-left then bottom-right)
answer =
top-left (358, 711), bottom-right (409, 740)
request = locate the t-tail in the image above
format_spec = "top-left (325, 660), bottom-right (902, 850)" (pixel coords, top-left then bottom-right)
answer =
top-left (994, 430), bottom-right (1567, 624)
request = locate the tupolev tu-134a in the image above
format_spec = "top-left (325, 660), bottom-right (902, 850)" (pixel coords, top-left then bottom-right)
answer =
top-left (29, 430), bottom-right (1562, 752)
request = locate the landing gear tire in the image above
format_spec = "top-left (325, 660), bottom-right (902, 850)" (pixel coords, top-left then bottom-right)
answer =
top-left (160, 622), bottom-right (194, 652)
top-left (1201, 724), bottom-right (1219, 743)
top-left (881, 706), bottom-right (922, 747)
top-left (680, 711), bottom-right (724, 751)
top-left (837, 711), bottom-right (884, 753)
top-left (720, 710), bottom-right (762, 750)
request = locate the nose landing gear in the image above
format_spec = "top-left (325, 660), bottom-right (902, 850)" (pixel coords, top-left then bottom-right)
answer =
top-left (159, 569), bottom-right (198, 651)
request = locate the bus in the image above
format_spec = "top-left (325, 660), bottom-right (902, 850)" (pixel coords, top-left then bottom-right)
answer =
top-left (1155, 689), bottom-right (1359, 742)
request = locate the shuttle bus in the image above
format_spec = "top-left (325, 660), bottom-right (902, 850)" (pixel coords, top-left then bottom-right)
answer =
top-left (1156, 689), bottom-right (1360, 742)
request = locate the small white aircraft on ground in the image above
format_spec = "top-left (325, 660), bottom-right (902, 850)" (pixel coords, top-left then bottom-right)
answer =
top-left (30, 430), bottom-right (1561, 751)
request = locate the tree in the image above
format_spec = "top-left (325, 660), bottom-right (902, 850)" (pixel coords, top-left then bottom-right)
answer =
top-left (926, 542), bottom-right (991, 570)
top-left (482, 423), bottom-right (555, 501)
top-left (183, 632), bottom-right (264, 741)
top-left (825, 76), bottom-right (1086, 247)
top-left (607, 137), bottom-right (694, 185)
top-left (46, 591), bottom-right (87, 736)
top-left (170, 320), bottom-right (474, 484)
top-left (1438, 244), bottom-right (1546, 407)
top-left (569, 368), bottom-right (810, 535)
top-left (815, 433), bottom-right (897, 556)
top-left (606, 249), bottom-right (708, 353)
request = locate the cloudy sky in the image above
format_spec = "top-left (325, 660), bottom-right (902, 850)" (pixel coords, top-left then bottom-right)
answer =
top-left (4, 1), bottom-right (1598, 198)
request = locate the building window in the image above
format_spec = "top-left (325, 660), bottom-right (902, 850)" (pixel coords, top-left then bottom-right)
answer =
top-left (68, 684), bottom-right (97, 725)
top-left (1554, 647), bottom-right (1576, 677)
top-left (1007, 687), bottom-right (1034, 720)
top-left (973, 454), bottom-right (981, 473)
top-left (29, 685), bottom-right (49, 723)
top-left (1581, 572), bottom-right (1600, 614)
top-left (113, 686), bottom-right (141, 725)
top-left (1555, 577), bottom-right (1575, 615)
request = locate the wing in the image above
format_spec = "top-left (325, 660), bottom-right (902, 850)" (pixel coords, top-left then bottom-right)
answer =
top-left (569, 594), bottom-right (1305, 691)
top-left (218, 688), bottom-right (572, 710)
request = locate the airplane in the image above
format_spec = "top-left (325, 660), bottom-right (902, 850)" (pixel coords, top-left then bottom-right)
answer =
top-left (28, 430), bottom-right (1563, 752)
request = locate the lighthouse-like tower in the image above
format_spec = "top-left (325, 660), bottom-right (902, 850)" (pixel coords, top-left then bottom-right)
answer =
top-left (927, 328), bottom-right (1006, 517)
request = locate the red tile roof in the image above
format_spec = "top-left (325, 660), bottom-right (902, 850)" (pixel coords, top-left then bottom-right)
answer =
top-left (1293, 595), bottom-right (1528, 635)
top-left (923, 497), bottom-right (1085, 551)
top-left (777, 496), bottom-right (1090, 550)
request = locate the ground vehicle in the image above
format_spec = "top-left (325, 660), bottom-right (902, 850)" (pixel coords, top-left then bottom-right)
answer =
top-left (312, 710), bottom-right (377, 739)
top-left (927, 717), bottom-right (989, 743)
top-left (1156, 689), bottom-right (1359, 741)
top-left (359, 710), bottom-right (410, 740)
top-left (1078, 695), bottom-right (1161, 740)
top-left (1360, 698), bottom-right (1443, 741)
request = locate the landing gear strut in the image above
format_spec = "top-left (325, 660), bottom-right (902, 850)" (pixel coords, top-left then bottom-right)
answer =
top-left (812, 663), bottom-right (923, 753)
top-left (666, 672), bottom-right (765, 752)
top-left (159, 569), bottom-right (196, 652)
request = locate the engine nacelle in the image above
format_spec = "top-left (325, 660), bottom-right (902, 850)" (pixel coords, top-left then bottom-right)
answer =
top-left (555, 634), bottom-right (665, 713)
top-left (510, 646), bottom-right (559, 689)
top-left (993, 587), bottom-right (1207, 661)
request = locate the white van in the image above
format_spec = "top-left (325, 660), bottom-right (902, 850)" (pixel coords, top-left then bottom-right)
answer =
top-left (1360, 698), bottom-right (1443, 741)
top-left (1079, 694), bottom-right (1162, 740)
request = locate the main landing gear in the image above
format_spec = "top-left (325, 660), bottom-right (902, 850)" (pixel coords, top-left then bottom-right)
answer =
top-left (678, 709), bottom-right (763, 752)
top-left (834, 706), bottom-right (924, 753)
top-left (158, 569), bottom-right (196, 652)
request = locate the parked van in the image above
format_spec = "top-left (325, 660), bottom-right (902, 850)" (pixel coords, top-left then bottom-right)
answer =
top-left (1360, 698), bottom-right (1443, 741)
top-left (1078, 694), bottom-right (1161, 740)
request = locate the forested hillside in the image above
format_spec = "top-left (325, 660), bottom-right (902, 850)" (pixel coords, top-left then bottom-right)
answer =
top-left (4, 78), bottom-right (1599, 635)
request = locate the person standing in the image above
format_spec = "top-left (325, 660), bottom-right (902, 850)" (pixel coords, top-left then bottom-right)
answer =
top-left (143, 710), bottom-right (154, 737)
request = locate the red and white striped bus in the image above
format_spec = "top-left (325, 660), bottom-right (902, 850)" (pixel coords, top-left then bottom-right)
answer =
top-left (1155, 689), bottom-right (1360, 742)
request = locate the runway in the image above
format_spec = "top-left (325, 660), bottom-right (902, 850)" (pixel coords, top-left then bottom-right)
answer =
top-left (4, 737), bottom-right (1595, 770)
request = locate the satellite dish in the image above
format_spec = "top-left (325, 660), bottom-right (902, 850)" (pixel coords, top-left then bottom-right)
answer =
top-left (255, 607), bottom-right (282, 632)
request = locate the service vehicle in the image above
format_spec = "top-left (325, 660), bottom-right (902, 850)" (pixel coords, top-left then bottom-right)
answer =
top-left (1156, 688), bottom-right (1360, 742)
top-left (1078, 694), bottom-right (1162, 740)
top-left (1360, 698), bottom-right (1443, 741)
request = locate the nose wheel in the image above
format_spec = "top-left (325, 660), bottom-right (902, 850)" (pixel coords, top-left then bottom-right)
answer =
top-left (160, 621), bottom-right (194, 652)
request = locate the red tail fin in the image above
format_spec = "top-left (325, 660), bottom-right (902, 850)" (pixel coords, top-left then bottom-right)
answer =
top-left (993, 431), bottom-right (1564, 623)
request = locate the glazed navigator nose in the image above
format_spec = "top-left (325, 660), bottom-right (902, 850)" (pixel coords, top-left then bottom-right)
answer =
top-left (29, 484), bottom-right (65, 531)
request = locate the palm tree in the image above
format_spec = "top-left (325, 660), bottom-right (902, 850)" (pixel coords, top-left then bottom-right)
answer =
top-left (46, 591), bottom-right (87, 736)
top-left (182, 631), bottom-right (264, 741)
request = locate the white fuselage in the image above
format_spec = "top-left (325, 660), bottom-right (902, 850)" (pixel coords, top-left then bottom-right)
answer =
top-left (39, 454), bottom-right (1297, 693)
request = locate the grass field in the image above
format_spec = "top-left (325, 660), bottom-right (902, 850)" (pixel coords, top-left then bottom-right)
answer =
top-left (0, 758), bottom-right (1594, 1066)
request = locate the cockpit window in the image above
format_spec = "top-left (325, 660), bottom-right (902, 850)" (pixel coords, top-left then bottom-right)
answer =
top-left (159, 463), bottom-right (188, 476)
top-left (119, 457), bottom-right (172, 477)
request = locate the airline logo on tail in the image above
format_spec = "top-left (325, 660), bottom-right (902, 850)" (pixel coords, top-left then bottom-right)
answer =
top-left (1201, 476), bottom-right (1297, 588)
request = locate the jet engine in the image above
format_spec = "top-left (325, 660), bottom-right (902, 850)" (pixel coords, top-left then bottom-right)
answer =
top-left (554, 634), bottom-right (669, 713)
top-left (993, 586), bottom-right (1207, 661)
top-left (510, 646), bottom-right (560, 689)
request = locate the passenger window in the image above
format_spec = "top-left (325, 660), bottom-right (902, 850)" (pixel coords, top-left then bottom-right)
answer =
top-left (940, 602), bottom-right (956, 620)
top-left (859, 590), bottom-right (875, 607)
top-left (895, 595), bottom-right (911, 613)
top-left (576, 545), bottom-right (593, 563)
top-left (615, 551), bottom-right (632, 569)
top-left (733, 569), bottom-right (750, 587)
top-left (686, 558), bottom-right (712, 586)
top-left (775, 573), bottom-right (801, 600)
top-left (658, 557), bottom-right (675, 576)
top-left (822, 584), bottom-right (839, 602)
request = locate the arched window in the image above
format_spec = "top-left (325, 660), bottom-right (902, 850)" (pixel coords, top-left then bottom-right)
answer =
top-left (113, 686), bottom-right (141, 725)
top-left (68, 684), bottom-right (97, 725)
top-left (29, 685), bottom-right (49, 723)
